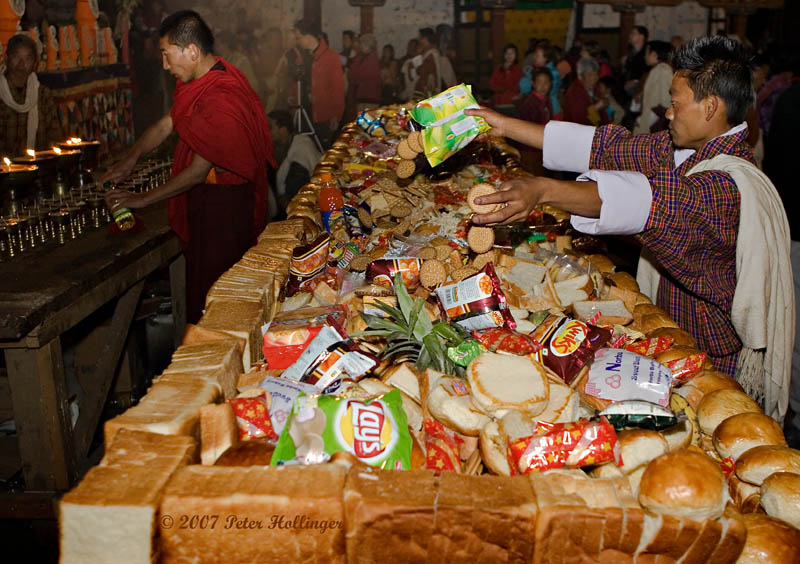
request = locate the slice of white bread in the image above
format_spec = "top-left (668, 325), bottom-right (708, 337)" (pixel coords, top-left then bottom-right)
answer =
top-left (199, 402), bottom-right (238, 465)
top-left (358, 377), bottom-right (423, 432)
top-left (467, 352), bottom-right (549, 418)
top-left (162, 339), bottom-right (245, 399)
top-left (103, 374), bottom-right (220, 449)
top-left (160, 465), bottom-right (346, 564)
top-left (479, 420), bottom-right (510, 476)
top-left (381, 363), bottom-right (422, 403)
top-left (760, 472), bottom-right (800, 529)
top-left (197, 298), bottom-right (267, 371)
top-left (426, 376), bottom-right (490, 436)
top-left (60, 430), bottom-right (196, 564)
top-left (535, 373), bottom-right (579, 423)
top-left (572, 299), bottom-right (632, 327)
top-left (552, 274), bottom-right (594, 307)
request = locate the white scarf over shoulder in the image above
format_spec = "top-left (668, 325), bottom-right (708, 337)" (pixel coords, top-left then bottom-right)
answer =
top-left (0, 72), bottom-right (40, 149)
top-left (638, 154), bottom-right (794, 421)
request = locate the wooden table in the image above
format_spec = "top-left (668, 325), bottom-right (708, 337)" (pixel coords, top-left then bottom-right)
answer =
top-left (0, 204), bottom-right (184, 499)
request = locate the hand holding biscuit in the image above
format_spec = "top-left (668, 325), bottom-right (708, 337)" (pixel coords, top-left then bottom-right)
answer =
top-left (471, 176), bottom-right (551, 225)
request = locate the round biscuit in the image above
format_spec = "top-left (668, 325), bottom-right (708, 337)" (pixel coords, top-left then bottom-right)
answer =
top-left (417, 246), bottom-right (438, 260)
top-left (467, 226), bottom-right (495, 254)
top-left (407, 131), bottom-right (424, 153)
top-left (467, 183), bottom-right (501, 214)
top-left (435, 244), bottom-right (454, 261)
top-left (472, 250), bottom-right (497, 270)
top-left (396, 159), bottom-right (416, 179)
top-left (450, 266), bottom-right (478, 282)
top-left (349, 254), bottom-right (373, 272)
top-left (420, 259), bottom-right (447, 289)
top-left (357, 207), bottom-right (373, 228)
top-left (396, 139), bottom-right (418, 160)
top-left (391, 203), bottom-right (413, 218)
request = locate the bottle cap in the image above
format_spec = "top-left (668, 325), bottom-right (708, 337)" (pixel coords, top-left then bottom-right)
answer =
top-left (320, 172), bottom-right (333, 182)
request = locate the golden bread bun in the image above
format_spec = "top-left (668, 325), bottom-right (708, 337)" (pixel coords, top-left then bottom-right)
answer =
top-left (696, 388), bottom-right (762, 437)
top-left (737, 513), bottom-right (800, 564)
top-left (735, 445), bottom-right (800, 486)
top-left (712, 412), bottom-right (786, 461)
top-left (760, 472), bottom-right (800, 530)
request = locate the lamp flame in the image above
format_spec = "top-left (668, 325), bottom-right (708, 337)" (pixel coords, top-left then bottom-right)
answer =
top-left (53, 146), bottom-right (62, 155)
top-left (3, 157), bottom-right (10, 167)
top-left (26, 149), bottom-right (36, 158)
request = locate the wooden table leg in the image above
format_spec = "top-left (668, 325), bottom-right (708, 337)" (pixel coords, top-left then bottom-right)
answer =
top-left (170, 253), bottom-right (186, 348)
top-left (5, 338), bottom-right (76, 491)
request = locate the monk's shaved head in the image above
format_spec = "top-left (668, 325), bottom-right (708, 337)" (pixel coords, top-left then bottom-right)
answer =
top-left (159, 10), bottom-right (214, 55)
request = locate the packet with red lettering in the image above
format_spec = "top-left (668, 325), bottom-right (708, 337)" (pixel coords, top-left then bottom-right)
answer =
top-left (625, 336), bottom-right (674, 357)
top-left (424, 418), bottom-right (463, 474)
top-left (271, 389), bottom-right (413, 469)
top-left (471, 328), bottom-right (540, 355)
top-left (507, 417), bottom-right (620, 475)
top-left (286, 233), bottom-right (331, 296)
top-left (434, 263), bottom-right (515, 331)
top-left (367, 257), bottom-right (422, 290)
top-left (530, 315), bottom-right (612, 385)
top-left (228, 392), bottom-right (279, 441)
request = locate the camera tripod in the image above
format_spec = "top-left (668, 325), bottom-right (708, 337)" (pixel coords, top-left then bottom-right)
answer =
top-left (293, 80), bottom-right (323, 153)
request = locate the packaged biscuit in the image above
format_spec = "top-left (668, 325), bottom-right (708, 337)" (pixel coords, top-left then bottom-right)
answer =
top-left (507, 417), bottom-right (620, 474)
top-left (228, 392), bottom-right (279, 441)
top-left (262, 306), bottom-right (349, 370)
top-left (409, 84), bottom-right (491, 167)
top-left (584, 348), bottom-right (673, 408)
top-left (271, 390), bottom-right (412, 469)
top-left (434, 263), bottom-right (515, 331)
top-left (625, 336), bottom-right (674, 357)
top-left (258, 376), bottom-right (320, 435)
top-left (530, 315), bottom-right (612, 385)
top-left (367, 257), bottom-right (422, 290)
top-left (286, 233), bottom-right (330, 296)
top-left (472, 327), bottom-right (540, 355)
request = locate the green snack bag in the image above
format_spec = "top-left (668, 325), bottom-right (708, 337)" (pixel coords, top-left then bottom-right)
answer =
top-left (447, 340), bottom-right (486, 367)
top-left (271, 389), bottom-right (412, 470)
top-left (409, 84), bottom-right (491, 167)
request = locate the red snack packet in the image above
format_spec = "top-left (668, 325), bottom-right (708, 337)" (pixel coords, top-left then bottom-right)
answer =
top-left (720, 456), bottom-right (736, 480)
top-left (472, 328), bottom-right (540, 355)
top-left (663, 353), bottom-right (706, 385)
top-left (625, 336), bottom-right (674, 357)
top-left (424, 419), bottom-right (463, 474)
top-left (262, 305), bottom-right (350, 370)
top-left (530, 315), bottom-right (612, 385)
top-left (367, 257), bottom-right (422, 290)
top-left (228, 393), bottom-right (279, 441)
top-left (434, 263), bottom-right (516, 331)
top-left (286, 233), bottom-right (330, 296)
top-left (507, 417), bottom-right (620, 475)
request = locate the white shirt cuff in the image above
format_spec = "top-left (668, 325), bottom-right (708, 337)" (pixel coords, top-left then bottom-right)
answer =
top-left (569, 170), bottom-right (653, 235)
top-left (542, 121), bottom-right (596, 173)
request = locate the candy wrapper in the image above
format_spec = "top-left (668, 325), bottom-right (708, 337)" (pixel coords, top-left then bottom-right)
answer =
top-left (425, 419), bottom-right (463, 474)
top-left (447, 340), bottom-right (486, 367)
top-left (662, 353), bottom-right (706, 384)
top-left (367, 257), bottom-right (422, 290)
top-left (434, 263), bottom-right (515, 331)
top-left (507, 417), bottom-right (620, 475)
top-left (228, 392), bottom-right (279, 441)
top-left (583, 348), bottom-right (673, 408)
top-left (286, 233), bottom-right (330, 296)
top-left (258, 376), bottom-right (320, 435)
top-left (271, 390), bottom-right (412, 469)
top-left (356, 109), bottom-right (387, 136)
top-left (409, 84), bottom-right (491, 167)
top-left (600, 400), bottom-right (683, 432)
top-left (281, 318), bottom-right (349, 382)
top-left (300, 342), bottom-right (377, 391)
top-left (530, 315), bottom-right (612, 385)
top-left (625, 336), bottom-right (674, 357)
top-left (472, 328), bottom-right (540, 355)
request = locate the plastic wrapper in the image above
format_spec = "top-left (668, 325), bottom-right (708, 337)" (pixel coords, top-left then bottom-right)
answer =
top-left (584, 348), bottom-right (673, 408)
top-left (425, 418), bottom-right (463, 473)
top-left (356, 109), bottom-right (387, 136)
top-left (341, 205), bottom-right (366, 240)
top-left (447, 340), bottom-right (486, 367)
top-left (299, 341), bottom-right (377, 391)
top-left (271, 390), bottom-right (412, 469)
top-left (530, 315), bottom-right (612, 385)
top-left (367, 257), bottom-right (422, 290)
top-left (281, 318), bottom-right (349, 382)
top-left (329, 239), bottom-right (361, 269)
top-left (409, 84), bottom-right (491, 167)
top-left (228, 392), bottom-right (279, 441)
top-left (434, 263), bottom-right (515, 331)
top-left (625, 336), bottom-right (674, 357)
top-left (662, 353), bottom-right (706, 384)
top-left (600, 400), bottom-right (683, 431)
top-left (257, 376), bottom-right (320, 435)
top-left (507, 417), bottom-right (620, 475)
top-left (262, 306), bottom-right (349, 370)
top-left (472, 328), bottom-right (540, 355)
top-left (286, 233), bottom-right (330, 296)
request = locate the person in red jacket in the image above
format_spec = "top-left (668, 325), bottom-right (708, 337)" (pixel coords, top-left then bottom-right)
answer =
top-left (563, 57), bottom-right (609, 126)
top-left (489, 43), bottom-right (523, 110)
top-left (294, 19), bottom-right (345, 149)
top-left (346, 33), bottom-right (381, 119)
top-left (102, 10), bottom-right (276, 323)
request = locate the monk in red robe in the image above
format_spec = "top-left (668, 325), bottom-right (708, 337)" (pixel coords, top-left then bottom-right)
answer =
top-left (103, 10), bottom-right (276, 323)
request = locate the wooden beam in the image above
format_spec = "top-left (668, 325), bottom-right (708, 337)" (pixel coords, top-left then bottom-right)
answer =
top-left (618, 9), bottom-right (637, 64)
top-left (491, 7), bottom-right (506, 68)
top-left (169, 253), bottom-right (186, 348)
top-left (360, 6), bottom-right (374, 34)
top-left (72, 280), bottom-right (145, 460)
top-left (5, 338), bottom-right (76, 491)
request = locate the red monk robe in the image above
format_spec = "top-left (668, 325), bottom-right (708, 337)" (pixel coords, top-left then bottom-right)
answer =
top-left (169, 58), bottom-right (277, 322)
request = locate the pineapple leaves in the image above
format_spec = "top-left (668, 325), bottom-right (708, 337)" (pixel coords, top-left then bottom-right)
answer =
top-left (359, 312), bottom-right (405, 333)
top-left (392, 273), bottom-right (433, 341)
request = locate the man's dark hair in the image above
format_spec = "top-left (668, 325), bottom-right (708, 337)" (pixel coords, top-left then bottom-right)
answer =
top-left (419, 28), bottom-right (435, 46)
top-left (295, 19), bottom-right (321, 39)
top-left (6, 34), bottom-right (38, 58)
top-left (158, 10), bottom-right (214, 54)
top-left (535, 40), bottom-right (558, 65)
top-left (268, 110), bottom-right (294, 133)
top-left (634, 26), bottom-right (649, 41)
top-left (533, 68), bottom-right (552, 83)
top-left (343, 30), bottom-right (355, 40)
top-left (672, 36), bottom-right (755, 125)
top-left (647, 40), bottom-right (672, 63)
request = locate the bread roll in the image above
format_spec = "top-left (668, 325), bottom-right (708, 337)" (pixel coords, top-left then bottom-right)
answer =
top-left (737, 513), bottom-right (800, 564)
top-left (586, 254), bottom-right (615, 273)
top-left (606, 271), bottom-right (639, 292)
top-left (674, 370), bottom-right (743, 410)
top-left (616, 429), bottom-right (669, 475)
top-left (761, 472), bottom-right (800, 529)
top-left (426, 376), bottom-right (490, 436)
top-left (467, 352), bottom-right (549, 418)
top-left (712, 412), bottom-right (786, 461)
top-left (638, 312), bottom-right (680, 334)
top-left (638, 449), bottom-right (726, 521)
top-left (696, 388), bottom-right (762, 437)
top-left (729, 473), bottom-right (762, 513)
top-left (633, 303), bottom-right (667, 322)
top-left (735, 445), bottom-right (800, 486)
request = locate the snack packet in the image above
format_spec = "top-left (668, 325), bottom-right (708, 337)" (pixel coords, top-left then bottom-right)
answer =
top-left (472, 328), bottom-right (540, 355)
top-left (271, 390), bottom-right (412, 469)
top-left (286, 233), bottom-right (330, 296)
top-left (600, 400), bottom-right (683, 431)
top-left (507, 417), bottom-right (620, 474)
top-left (434, 263), bottom-right (515, 331)
top-left (281, 318), bottom-right (349, 382)
top-left (409, 84), bottom-right (491, 167)
top-left (258, 376), bottom-right (320, 435)
top-left (262, 306), bottom-right (349, 370)
top-left (662, 353), bottom-right (706, 384)
top-left (367, 257), bottom-right (422, 290)
top-left (625, 336), bottom-right (674, 357)
top-left (228, 392), bottom-right (278, 441)
top-left (530, 315), bottom-right (612, 385)
top-left (583, 348), bottom-right (673, 408)
top-left (424, 418), bottom-right (463, 474)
